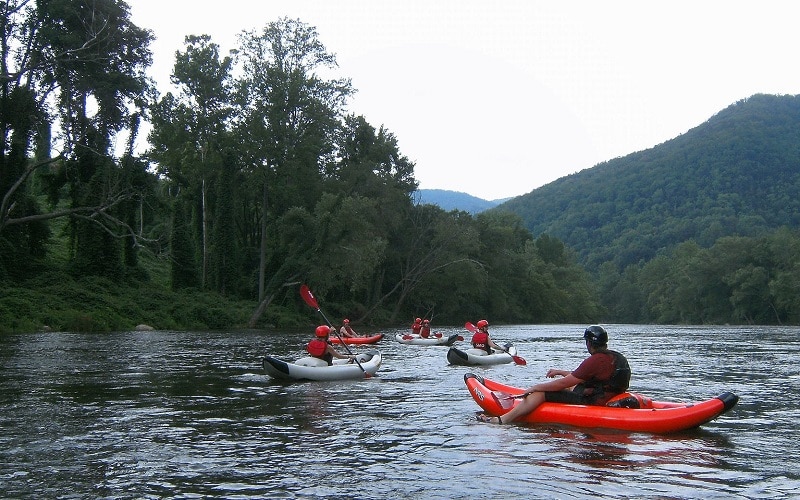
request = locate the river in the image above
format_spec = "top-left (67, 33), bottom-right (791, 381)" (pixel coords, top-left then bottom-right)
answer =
top-left (1, 324), bottom-right (798, 499)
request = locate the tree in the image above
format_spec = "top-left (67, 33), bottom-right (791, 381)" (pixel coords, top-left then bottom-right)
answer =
top-left (234, 17), bottom-right (353, 306)
top-left (332, 114), bottom-right (417, 198)
top-left (148, 34), bottom-right (234, 289)
top-left (1, 0), bottom-right (154, 277)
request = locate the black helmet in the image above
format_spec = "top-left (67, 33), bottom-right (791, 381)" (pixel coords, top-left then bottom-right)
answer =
top-left (583, 325), bottom-right (608, 346)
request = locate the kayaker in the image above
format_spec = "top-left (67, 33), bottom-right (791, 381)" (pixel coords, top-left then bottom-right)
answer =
top-left (476, 325), bottom-right (631, 424)
top-left (471, 319), bottom-right (503, 354)
top-left (411, 317), bottom-right (422, 336)
top-left (420, 319), bottom-right (432, 338)
top-left (339, 319), bottom-right (361, 338)
top-left (307, 325), bottom-right (357, 365)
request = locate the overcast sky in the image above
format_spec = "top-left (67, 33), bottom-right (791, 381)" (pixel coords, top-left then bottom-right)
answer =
top-left (128, 0), bottom-right (800, 200)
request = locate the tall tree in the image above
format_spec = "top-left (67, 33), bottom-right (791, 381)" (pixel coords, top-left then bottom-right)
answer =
top-left (333, 114), bottom-right (417, 198)
top-left (234, 17), bottom-right (353, 304)
top-left (148, 34), bottom-right (233, 289)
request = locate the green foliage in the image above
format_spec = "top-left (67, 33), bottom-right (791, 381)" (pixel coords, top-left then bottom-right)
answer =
top-left (170, 198), bottom-right (198, 290)
top-left (0, 269), bottom-right (260, 334)
top-left (601, 228), bottom-right (800, 325)
top-left (5, 6), bottom-right (800, 328)
top-left (501, 94), bottom-right (800, 273)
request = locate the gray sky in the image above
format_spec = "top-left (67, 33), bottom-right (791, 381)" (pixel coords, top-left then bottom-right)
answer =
top-left (129, 0), bottom-right (800, 200)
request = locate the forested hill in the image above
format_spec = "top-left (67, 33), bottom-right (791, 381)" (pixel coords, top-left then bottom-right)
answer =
top-left (497, 93), bottom-right (800, 272)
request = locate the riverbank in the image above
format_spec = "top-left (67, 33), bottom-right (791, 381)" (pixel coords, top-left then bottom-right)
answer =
top-left (0, 269), bottom-right (266, 334)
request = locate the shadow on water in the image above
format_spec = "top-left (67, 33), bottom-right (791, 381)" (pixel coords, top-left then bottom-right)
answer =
top-left (1, 325), bottom-right (799, 498)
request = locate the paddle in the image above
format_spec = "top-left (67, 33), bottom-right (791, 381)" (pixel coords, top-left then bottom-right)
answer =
top-left (464, 322), bottom-right (527, 365)
top-left (299, 284), bottom-right (370, 378)
top-left (492, 390), bottom-right (528, 410)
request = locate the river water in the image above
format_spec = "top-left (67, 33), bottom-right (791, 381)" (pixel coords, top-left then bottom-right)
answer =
top-left (0, 324), bottom-right (798, 499)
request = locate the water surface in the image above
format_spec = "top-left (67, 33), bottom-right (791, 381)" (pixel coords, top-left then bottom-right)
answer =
top-left (1, 325), bottom-right (797, 499)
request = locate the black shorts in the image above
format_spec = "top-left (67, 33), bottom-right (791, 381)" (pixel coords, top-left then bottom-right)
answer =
top-left (544, 387), bottom-right (605, 405)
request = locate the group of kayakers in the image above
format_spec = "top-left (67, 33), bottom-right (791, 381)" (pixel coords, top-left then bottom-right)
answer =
top-left (410, 317), bottom-right (434, 337)
top-left (305, 316), bottom-right (631, 426)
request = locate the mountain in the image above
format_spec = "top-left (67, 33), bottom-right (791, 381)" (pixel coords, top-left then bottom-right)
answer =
top-left (495, 93), bottom-right (800, 272)
top-left (415, 189), bottom-right (512, 214)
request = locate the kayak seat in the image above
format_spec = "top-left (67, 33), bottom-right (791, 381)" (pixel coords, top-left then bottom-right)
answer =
top-left (295, 357), bottom-right (328, 367)
top-left (465, 348), bottom-right (488, 356)
top-left (606, 393), bottom-right (654, 409)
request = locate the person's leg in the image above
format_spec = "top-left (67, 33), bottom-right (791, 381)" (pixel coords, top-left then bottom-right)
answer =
top-left (500, 391), bottom-right (545, 423)
top-left (477, 391), bottom-right (546, 424)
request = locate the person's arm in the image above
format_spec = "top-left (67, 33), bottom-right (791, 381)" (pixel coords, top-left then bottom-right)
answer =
top-left (523, 372), bottom-right (582, 394)
top-left (328, 345), bottom-right (354, 360)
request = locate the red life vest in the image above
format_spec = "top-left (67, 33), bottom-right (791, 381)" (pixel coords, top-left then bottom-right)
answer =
top-left (472, 332), bottom-right (489, 349)
top-left (307, 339), bottom-right (328, 358)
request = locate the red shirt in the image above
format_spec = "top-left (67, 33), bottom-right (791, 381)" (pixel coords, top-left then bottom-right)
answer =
top-left (571, 351), bottom-right (614, 383)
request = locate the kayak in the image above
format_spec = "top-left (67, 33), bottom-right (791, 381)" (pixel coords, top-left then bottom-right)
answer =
top-left (395, 333), bottom-right (460, 346)
top-left (262, 351), bottom-right (382, 381)
top-left (447, 344), bottom-right (518, 366)
top-left (464, 373), bottom-right (739, 434)
top-left (330, 333), bottom-right (384, 345)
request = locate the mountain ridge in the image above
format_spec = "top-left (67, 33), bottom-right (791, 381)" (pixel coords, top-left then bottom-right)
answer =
top-left (415, 188), bottom-right (512, 214)
top-left (495, 93), bottom-right (800, 272)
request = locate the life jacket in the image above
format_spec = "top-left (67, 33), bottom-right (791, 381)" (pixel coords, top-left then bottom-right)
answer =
top-left (420, 326), bottom-right (431, 338)
top-left (605, 349), bottom-right (631, 393)
top-left (411, 323), bottom-right (422, 335)
top-left (574, 350), bottom-right (631, 402)
top-left (307, 339), bottom-right (328, 358)
top-left (472, 332), bottom-right (489, 352)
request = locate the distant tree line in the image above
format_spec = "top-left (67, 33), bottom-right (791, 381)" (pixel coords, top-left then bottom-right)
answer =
top-left (597, 228), bottom-right (800, 325)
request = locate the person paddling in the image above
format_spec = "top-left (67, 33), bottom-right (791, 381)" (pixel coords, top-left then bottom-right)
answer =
top-left (411, 317), bottom-right (422, 336)
top-left (420, 319), bottom-right (432, 338)
top-left (471, 319), bottom-right (503, 354)
top-left (307, 325), bottom-right (357, 366)
top-left (339, 318), bottom-right (361, 338)
top-left (476, 325), bottom-right (631, 424)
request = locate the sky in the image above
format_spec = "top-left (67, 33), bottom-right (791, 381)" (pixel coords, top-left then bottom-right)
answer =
top-left (128, 0), bottom-right (800, 200)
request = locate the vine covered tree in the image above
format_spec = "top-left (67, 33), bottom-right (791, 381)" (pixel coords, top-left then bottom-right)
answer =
top-left (0, 0), bottom-right (154, 278)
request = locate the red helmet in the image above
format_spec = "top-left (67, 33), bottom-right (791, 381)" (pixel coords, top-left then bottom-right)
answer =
top-left (423, 319), bottom-right (429, 324)
top-left (414, 318), bottom-right (421, 323)
top-left (477, 319), bottom-right (489, 329)
top-left (315, 325), bottom-right (330, 337)
top-left (343, 319), bottom-right (350, 324)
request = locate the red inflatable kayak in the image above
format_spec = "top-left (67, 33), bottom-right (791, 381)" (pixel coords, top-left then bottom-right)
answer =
top-left (330, 333), bottom-right (384, 345)
top-left (464, 373), bottom-right (739, 434)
